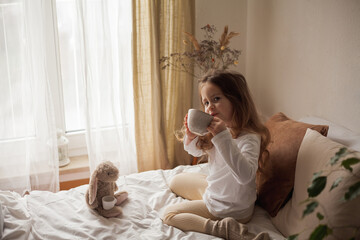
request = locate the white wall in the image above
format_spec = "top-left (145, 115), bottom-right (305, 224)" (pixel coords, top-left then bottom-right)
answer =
top-left (195, 0), bottom-right (360, 133)
top-left (246, 0), bottom-right (360, 133)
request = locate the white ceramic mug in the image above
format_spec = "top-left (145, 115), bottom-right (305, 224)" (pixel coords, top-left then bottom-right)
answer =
top-left (102, 195), bottom-right (117, 210)
top-left (187, 109), bottom-right (214, 136)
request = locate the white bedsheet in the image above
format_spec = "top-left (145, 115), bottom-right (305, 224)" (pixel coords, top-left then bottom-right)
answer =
top-left (0, 164), bottom-right (285, 240)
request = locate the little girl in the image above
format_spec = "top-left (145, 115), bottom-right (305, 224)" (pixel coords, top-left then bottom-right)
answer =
top-left (162, 70), bottom-right (270, 240)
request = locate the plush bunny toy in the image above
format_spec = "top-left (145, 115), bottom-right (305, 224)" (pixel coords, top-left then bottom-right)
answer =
top-left (85, 161), bottom-right (128, 218)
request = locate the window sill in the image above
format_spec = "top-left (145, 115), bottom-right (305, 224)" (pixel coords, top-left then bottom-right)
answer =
top-left (59, 155), bottom-right (90, 190)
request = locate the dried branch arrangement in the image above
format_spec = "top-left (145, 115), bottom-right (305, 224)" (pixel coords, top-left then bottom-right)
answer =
top-left (159, 25), bottom-right (241, 78)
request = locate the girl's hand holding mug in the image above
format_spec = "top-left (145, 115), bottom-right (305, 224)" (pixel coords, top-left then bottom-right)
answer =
top-left (207, 117), bottom-right (227, 136)
top-left (184, 114), bottom-right (197, 145)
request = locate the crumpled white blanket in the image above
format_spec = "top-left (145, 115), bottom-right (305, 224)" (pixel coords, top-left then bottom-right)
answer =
top-left (0, 164), bottom-right (285, 240)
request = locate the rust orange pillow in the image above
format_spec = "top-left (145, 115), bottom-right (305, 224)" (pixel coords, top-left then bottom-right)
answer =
top-left (256, 112), bottom-right (329, 217)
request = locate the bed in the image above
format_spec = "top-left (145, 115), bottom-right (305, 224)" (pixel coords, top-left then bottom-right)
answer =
top-left (2, 114), bottom-right (359, 240)
top-left (1, 163), bottom-right (285, 240)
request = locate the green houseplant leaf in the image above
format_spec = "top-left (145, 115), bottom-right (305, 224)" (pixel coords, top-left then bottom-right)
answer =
top-left (343, 181), bottom-right (360, 201)
top-left (309, 225), bottom-right (332, 240)
top-left (330, 147), bottom-right (347, 165)
top-left (330, 177), bottom-right (343, 191)
top-left (287, 234), bottom-right (299, 240)
top-left (316, 212), bottom-right (324, 220)
top-left (302, 200), bottom-right (319, 218)
top-left (341, 157), bottom-right (360, 172)
top-left (308, 176), bottom-right (327, 197)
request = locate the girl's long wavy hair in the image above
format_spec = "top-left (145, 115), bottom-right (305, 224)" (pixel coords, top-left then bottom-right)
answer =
top-left (186, 70), bottom-right (270, 155)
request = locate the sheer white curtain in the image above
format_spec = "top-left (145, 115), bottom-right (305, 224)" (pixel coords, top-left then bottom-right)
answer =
top-left (0, 0), bottom-right (59, 194)
top-left (75, 0), bottom-right (137, 174)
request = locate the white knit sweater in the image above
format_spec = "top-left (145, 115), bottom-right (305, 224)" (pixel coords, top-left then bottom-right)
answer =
top-left (184, 129), bottom-right (261, 219)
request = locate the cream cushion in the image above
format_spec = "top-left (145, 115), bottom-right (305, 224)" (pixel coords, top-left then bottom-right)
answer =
top-left (271, 129), bottom-right (360, 239)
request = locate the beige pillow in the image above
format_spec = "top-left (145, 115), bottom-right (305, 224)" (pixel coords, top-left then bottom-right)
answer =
top-left (271, 129), bottom-right (360, 239)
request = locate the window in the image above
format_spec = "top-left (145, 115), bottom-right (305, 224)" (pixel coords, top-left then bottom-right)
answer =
top-left (54, 0), bottom-right (88, 156)
top-left (0, 0), bottom-right (133, 158)
top-left (56, 0), bottom-right (85, 133)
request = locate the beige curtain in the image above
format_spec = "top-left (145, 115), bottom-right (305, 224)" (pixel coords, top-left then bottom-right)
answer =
top-left (132, 0), bottom-right (194, 171)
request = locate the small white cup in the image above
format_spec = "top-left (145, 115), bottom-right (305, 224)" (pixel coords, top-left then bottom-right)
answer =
top-left (102, 195), bottom-right (117, 210)
top-left (187, 109), bottom-right (214, 136)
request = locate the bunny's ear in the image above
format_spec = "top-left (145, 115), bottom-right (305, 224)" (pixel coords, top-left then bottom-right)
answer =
top-left (89, 171), bottom-right (98, 205)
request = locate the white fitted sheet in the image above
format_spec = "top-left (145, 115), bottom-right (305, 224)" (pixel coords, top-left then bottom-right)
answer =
top-left (0, 164), bottom-right (285, 240)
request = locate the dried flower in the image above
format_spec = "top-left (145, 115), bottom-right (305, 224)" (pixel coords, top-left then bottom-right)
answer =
top-left (159, 25), bottom-right (241, 78)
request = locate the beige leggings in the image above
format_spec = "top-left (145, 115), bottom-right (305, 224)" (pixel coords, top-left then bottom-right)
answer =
top-left (162, 172), bottom-right (251, 234)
